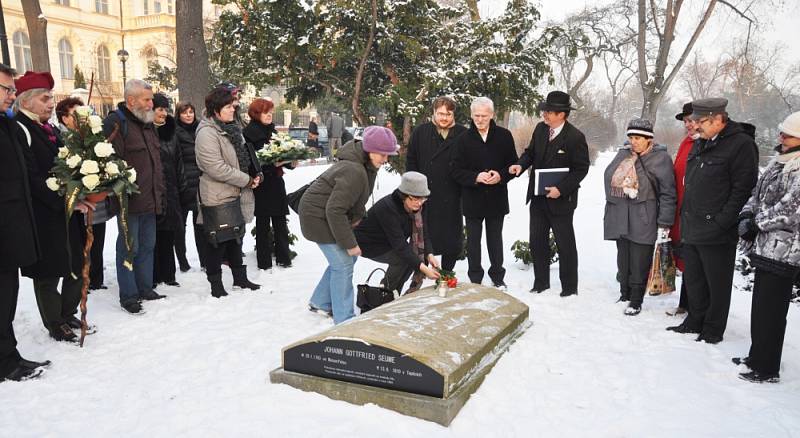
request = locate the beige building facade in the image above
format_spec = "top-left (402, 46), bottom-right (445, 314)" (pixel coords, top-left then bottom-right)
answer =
top-left (2, 0), bottom-right (222, 114)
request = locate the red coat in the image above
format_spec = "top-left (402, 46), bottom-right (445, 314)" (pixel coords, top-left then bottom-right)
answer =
top-left (670, 135), bottom-right (693, 271)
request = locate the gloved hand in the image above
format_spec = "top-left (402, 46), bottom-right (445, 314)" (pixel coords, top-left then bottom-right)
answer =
top-left (656, 227), bottom-right (671, 243)
top-left (738, 218), bottom-right (758, 241)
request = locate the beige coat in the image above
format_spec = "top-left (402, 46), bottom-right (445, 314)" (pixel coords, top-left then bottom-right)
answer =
top-left (195, 117), bottom-right (255, 224)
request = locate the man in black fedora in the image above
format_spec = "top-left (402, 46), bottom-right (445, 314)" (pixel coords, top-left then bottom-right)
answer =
top-left (509, 91), bottom-right (590, 296)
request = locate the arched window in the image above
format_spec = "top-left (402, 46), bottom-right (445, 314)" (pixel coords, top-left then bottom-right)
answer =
top-left (12, 31), bottom-right (32, 73)
top-left (59, 38), bottom-right (74, 79)
top-left (97, 45), bottom-right (111, 81)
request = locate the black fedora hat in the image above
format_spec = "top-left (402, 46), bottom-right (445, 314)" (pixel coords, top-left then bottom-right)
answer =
top-left (538, 91), bottom-right (576, 112)
top-left (675, 102), bottom-right (693, 121)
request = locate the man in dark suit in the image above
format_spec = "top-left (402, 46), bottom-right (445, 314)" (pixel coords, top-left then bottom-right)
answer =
top-left (509, 91), bottom-right (590, 296)
top-left (0, 64), bottom-right (51, 382)
top-left (406, 96), bottom-right (468, 271)
top-left (452, 97), bottom-right (519, 287)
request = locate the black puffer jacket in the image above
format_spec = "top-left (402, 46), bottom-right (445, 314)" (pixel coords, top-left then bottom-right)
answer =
top-left (681, 120), bottom-right (759, 245)
top-left (156, 115), bottom-right (186, 230)
top-left (176, 118), bottom-right (200, 210)
top-left (355, 190), bottom-right (434, 270)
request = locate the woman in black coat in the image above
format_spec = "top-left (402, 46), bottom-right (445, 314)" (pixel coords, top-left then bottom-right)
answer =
top-left (174, 102), bottom-right (204, 270)
top-left (243, 98), bottom-right (293, 270)
top-left (152, 94), bottom-right (186, 287)
top-left (451, 97), bottom-right (518, 288)
top-left (15, 87), bottom-right (87, 343)
top-left (405, 96), bottom-right (468, 271)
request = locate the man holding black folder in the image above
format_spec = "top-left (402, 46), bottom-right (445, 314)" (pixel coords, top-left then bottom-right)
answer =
top-left (509, 91), bottom-right (590, 296)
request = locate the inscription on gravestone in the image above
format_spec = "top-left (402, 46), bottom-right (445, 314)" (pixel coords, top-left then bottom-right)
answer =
top-left (284, 339), bottom-right (444, 397)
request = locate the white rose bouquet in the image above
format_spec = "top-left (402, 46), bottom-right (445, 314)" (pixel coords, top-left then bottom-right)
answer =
top-left (48, 106), bottom-right (139, 200)
top-left (256, 132), bottom-right (314, 166)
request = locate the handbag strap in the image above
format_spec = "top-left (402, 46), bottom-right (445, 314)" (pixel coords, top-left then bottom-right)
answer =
top-left (365, 268), bottom-right (386, 285)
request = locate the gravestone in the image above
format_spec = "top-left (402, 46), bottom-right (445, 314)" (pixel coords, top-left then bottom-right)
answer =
top-left (269, 284), bottom-right (530, 426)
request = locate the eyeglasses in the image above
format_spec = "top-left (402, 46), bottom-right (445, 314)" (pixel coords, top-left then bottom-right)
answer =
top-left (408, 195), bottom-right (428, 203)
top-left (779, 132), bottom-right (796, 139)
top-left (695, 117), bottom-right (711, 125)
top-left (0, 83), bottom-right (16, 95)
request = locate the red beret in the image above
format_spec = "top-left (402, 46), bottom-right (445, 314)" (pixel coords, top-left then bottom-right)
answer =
top-left (15, 71), bottom-right (55, 94)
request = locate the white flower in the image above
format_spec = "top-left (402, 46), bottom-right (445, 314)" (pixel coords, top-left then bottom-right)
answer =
top-left (45, 177), bottom-right (60, 192)
top-left (82, 174), bottom-right (100, 191)
top-left (127, 168), bottom-right (137, 183)
top-left (105, 162), bottom-right (120, 175)
top-left (75, 106), bottom-right (91, 117)
top-left (79, 160), bottom-right (100, 175)
top-left (65, 154), bottom-right (82, 169)
top-left (94, 142), bottom-right (115, 158)
top-left (57, 147), bottom-right (69, 159)
top-left (89, 115), bottom-right (103, 134)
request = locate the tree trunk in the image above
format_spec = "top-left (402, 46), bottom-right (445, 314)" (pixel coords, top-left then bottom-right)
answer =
top-left (351, 0), bottom-right (377, 126)
top-left (402, 115), bottom-right (412, 147)
top-left (20, 0), bottom-right (50, 72)
top-left (176, 0), bottom-right (211, 109)
top-left (465, 0), bottom-right (480, 22)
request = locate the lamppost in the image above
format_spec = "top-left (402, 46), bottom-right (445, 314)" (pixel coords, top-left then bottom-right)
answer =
top-left (0, 0), bottom-right (11, 66)
top-left (117, 49), bottom-right (129, 86)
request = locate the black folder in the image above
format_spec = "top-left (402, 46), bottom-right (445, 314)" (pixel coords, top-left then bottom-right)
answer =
top-left (534, 168), bottom-right (569, 196)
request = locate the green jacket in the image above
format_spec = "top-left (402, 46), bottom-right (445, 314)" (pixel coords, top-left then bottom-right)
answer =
top-left (299, 140), bottom-right (378, 250)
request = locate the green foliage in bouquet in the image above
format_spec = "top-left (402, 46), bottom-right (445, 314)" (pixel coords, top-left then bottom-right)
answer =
top-left (47, 106), bottom-right (139, 199)
top-left (255, 132), bottom-right (314, 166)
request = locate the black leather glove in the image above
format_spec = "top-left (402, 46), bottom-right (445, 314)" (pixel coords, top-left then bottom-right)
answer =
top-left (738, 217), bottom-right (758, 241)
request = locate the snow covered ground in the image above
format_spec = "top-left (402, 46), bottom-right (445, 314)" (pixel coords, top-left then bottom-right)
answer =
top-left (2, 152), bottom-right (798, 437)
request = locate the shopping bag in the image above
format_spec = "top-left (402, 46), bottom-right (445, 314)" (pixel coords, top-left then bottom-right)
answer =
top-left (646, 241), bottom-right (676, 295)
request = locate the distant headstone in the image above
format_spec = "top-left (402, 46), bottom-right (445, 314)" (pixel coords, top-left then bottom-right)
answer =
top-left (270, 285), bottom-right (530, 426)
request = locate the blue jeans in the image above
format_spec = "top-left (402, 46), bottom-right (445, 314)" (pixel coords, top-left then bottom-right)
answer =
top-left (310, 243), bottom-right (357, 324)
top-left (116, 213), bottom-right (156, 304)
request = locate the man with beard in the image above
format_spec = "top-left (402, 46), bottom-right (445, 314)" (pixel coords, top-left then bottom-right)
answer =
top-left (509, 91), bottom-right (590, 296)
top-left (0, 63), bottom-right (51, 382)
top-left (354, 172), bottom-right (441, 294)
top-left (406, 96), bottom-right (468, 271)
top-left (103, 79), bottom-right (166, 314)
top-left (667, 98), bottom-right (758, 344)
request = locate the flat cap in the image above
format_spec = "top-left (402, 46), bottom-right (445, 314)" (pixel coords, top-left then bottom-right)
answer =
top-left (688, 97), bottom-right (728, 120)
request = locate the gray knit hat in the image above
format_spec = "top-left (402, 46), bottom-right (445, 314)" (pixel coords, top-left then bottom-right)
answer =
top-left (626, 118), bottom-right (654, 138)
top-left (398, 171), bottom-right (430, 197)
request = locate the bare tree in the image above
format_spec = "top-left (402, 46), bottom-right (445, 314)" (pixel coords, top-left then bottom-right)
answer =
top-left (680, 52), bottom-right (725, 100)
top-left (20, 0), bottom-right (49, 71)
top-left (176, 0), bottom-right (211, 108)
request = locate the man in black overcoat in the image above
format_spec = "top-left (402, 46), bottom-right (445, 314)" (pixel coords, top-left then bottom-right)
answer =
top-left (510, 91), bottom-right (590, 296)
top-left (0, 64), bottom-right (50, 382)
top-left (452, 97), bottom-right (518, 287)
top-left (406, 96), bottom-right (468, 271)
top-left (14, 71), bottom-right (91, 343)
top-left (667, 98), bottom-right (758, 344)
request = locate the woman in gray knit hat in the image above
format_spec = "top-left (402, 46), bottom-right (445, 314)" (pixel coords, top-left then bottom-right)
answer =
top-left (354, 172), bottom-right (441, 295)
top-left (603, 118), bottom-right (676, 315)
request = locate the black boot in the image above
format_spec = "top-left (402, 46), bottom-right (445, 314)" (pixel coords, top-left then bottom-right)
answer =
top-left (232, 265), bottom-right (260, 290)
top-left (207, 273), bottom-right (228, 298)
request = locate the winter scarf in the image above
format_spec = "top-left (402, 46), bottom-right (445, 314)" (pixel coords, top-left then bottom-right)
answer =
top-left (406, 210), bottom-right (426, 292)
top-left (215, 117), bottom-right (252, 173)
top-left (610, 151), bottom-right (640, 198)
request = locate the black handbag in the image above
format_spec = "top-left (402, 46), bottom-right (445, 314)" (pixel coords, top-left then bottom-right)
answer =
top-left (200, 197), bottom-right (246, 248)
top-left (356, 268), bottom-right (397, 313)
top-left (287, 179), bottom-right (315, 214)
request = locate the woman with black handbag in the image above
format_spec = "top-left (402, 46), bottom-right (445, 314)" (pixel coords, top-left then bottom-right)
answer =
top-left (243, 98), bottom-right (294, 271)
top-left (195, 88), bottom-right (262, 297)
